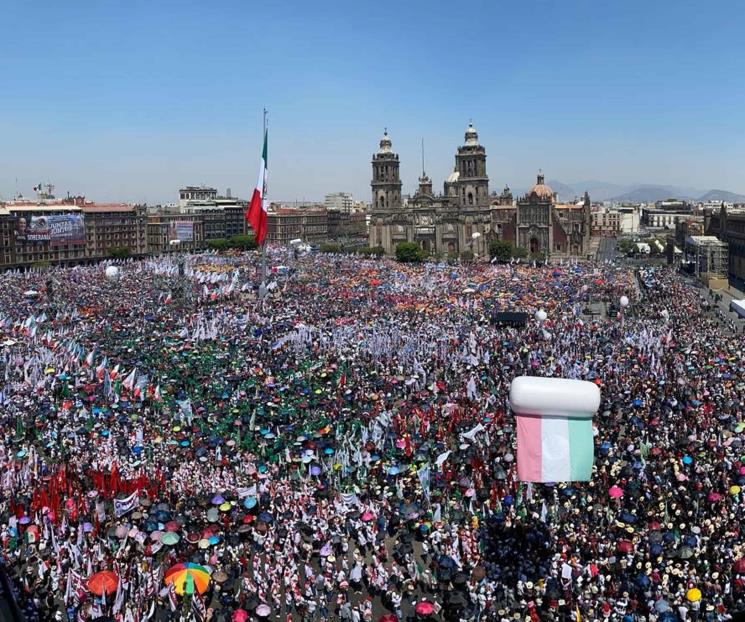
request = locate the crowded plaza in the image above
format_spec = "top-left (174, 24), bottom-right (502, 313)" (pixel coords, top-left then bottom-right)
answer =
top-left (0, 248), bottom-right (743, 622)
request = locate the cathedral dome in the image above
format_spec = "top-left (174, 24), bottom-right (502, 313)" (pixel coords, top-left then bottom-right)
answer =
top-left (527, 171), bottom-right (554, 200)
top-left (378, 130), bottom-right (392, 153)
top-left (464, 122), bottom-right (479, 146)
top-left (446, 169), bottom-right (460, 183)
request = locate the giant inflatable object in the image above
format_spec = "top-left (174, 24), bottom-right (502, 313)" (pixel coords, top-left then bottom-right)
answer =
top-left (509, 376), bottom-right (601, 482)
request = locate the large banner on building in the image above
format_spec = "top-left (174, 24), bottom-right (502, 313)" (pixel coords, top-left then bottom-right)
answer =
top-left (169, 220), bottom-right (194, 242)
top-left (16, 214), bottom-right (86, 246)
top-left (48, 214), bottom-right (86, 247)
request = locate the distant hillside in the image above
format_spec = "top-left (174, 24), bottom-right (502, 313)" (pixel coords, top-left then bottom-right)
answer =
top-left (545, 180), bottom-right (577, 201)
top-left (504, 180), bottom-right (745, 204)
top-left (609, 185), bottom-right (698, 203)
top-left (697, 189), bottom-right (745, 203)
top-left (569, 180), bottom-right (629, 202)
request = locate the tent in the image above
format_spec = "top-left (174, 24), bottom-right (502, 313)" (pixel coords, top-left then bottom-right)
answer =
top-left (730, 299), bottom-right (745, 319)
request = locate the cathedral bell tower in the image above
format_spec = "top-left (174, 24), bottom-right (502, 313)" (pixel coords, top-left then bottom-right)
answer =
top-left (454, 122), bottom-right (488, 208)
top-left (371, 130), bottom-right (402, 210)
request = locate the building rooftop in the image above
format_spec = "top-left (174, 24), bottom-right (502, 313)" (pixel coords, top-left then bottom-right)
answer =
top-left (79, 203), bottom-right (135, 213)
top-left (687, 235), bottom-right (727, 245)
top-left (7, 205), bottom-right (82, 213)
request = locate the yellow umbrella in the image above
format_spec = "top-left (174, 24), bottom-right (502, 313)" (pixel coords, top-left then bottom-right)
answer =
top-left (686, 588), bottom-right (702, 602)
top-left (730, 485), bottom-right (741, 495)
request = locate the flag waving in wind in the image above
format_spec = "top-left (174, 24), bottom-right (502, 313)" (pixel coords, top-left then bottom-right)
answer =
top-left (247, 127), bottom-right (268, 244)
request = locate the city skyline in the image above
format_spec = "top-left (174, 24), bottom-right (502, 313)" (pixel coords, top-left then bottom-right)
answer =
top-left (3, 1), bottom-right (745, 204)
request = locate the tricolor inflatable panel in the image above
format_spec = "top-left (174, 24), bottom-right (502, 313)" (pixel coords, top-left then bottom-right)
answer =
top-left (509, 376), bottom-right (601, 483)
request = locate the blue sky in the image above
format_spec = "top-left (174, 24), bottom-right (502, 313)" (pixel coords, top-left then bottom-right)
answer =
top-left (2, 0), bottom-right (745, 203)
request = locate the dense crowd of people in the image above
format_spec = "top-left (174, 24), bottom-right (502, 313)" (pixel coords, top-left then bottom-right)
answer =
top-left (0, 249), bottom-right (743, 622)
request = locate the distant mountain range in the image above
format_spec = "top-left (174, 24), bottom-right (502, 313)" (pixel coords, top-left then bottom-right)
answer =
top-left (517, 180), bottom-right (745, 203)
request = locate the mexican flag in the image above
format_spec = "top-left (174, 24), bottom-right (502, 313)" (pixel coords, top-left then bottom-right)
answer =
top-left (246, 129), bottom-right (268, 244)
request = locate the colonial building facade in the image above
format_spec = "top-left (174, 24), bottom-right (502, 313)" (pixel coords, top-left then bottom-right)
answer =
top-left (369, 125), bottom-right (492, 257)
top-left (369, 127), bottom-right (593, 259)
top-left (495, 173), bottom-right (593, 259)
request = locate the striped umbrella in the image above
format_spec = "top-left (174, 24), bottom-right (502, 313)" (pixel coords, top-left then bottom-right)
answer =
top-left (164, 563), bottom-right (211, 595)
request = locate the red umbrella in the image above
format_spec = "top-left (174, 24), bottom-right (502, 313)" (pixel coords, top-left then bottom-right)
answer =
top-left (87, 570), bottom-right (119, 596)
top-left (617, 540), bottom-right (634, 554)
top-left (379, 616), bottom-right (397, 622)
top-left (734, 558), bottom-right (745, 574)
top-left (232, 610), bottom-right (249, 622)
top-left (415, 601), bottom-right (435, 616)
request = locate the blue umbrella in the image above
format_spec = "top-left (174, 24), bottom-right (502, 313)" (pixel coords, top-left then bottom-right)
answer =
top-left (388, 466), bottom-right (400, 476)
top-left (258, 512), bottom-right (273, 523)
top-left (244, 497), bottom-right (257, 510)
top-left (635, 574), bottom-right (651, 589)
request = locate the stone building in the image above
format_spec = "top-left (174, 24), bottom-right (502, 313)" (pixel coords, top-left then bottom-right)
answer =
top-left (146, 213), bottom-right (205, 254)
top-left (0, 207), bottom-right (17, 268)
top-left (495, 173), bottom-right (593, 259)
top-left (368, 125), bottom-right (492, 257)
top-left (80, 203), bottom-right (148, 259)
top-left (266, 208), bottom-right (329, 244)
top-left (368, 126), bottom-right (592, 259)
top-left (705, 205), bottom-right (745, 284)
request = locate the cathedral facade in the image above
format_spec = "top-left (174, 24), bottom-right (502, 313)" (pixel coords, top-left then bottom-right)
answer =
top-left (368, 126), bottom-right (593, 260)
top-left (369, 125), bottom-right (492, 257)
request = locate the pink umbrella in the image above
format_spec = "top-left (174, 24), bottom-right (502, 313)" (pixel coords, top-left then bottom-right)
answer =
top-left (707, 492), bottom-right (722, 502)
top-left (232, 610), bottom-right (249, 622)
top-left (361, 511), bottom-right (375, 522)
top-left (608, 485), bottom-right (624, 499)
top-left (415, 601), bottom-right (435, 616)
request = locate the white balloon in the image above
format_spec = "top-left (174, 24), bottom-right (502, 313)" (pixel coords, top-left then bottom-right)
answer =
top-left (535, 309), bottom-right (548, 322)
top-left (619, 295), bottom-right (629, 308)
top-left (105, 266), bottom-right (120, 281)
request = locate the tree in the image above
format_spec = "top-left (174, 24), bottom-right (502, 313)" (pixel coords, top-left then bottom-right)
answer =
top-left (320, 242), bottom-right (341, 254)
top-left (459, 249), bottom-right (474, 263)
top-left (395, 242), bottom-right (424, 263)
top-left (489, 239), bottom-right (514, 263)
top-left (618, 239), bottom-right (635, 255)
top-left (228, 234), bottom-right (258, 250)
top-left (108, 246), bottom-right (131, 259)
top-left (358, 246), bottom-right (384, 256)
top-left (207, 239), bottom-right (230, 251)
top-left (513, 246), bottom-right (529, 259)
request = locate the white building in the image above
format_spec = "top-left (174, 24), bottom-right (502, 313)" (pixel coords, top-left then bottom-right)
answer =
top-left (616, 205), bottom-right (640, 234)
top-left (179, 186), bottom-right (217, 208)
top-left (324, 192), bottom-right (355, 213)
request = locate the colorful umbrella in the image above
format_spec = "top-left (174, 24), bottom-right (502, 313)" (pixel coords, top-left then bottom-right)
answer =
top-left (87, 571), bottom-right (119, 596)
top-left (608, 485), bottom-right (624, 499)
top-left (686, 588), bottom-right (701, 602)
top-left (415, 601), bottom-right (435, 616)
top-left (164, 563), bottom-right (211, 595)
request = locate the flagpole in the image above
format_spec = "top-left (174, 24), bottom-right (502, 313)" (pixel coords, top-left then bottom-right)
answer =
top-left (259, 108), bottom-right (269, 301)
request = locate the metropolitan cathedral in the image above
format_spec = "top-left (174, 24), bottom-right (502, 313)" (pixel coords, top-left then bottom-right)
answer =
top-left (368, 124), bottom-right (592, 259)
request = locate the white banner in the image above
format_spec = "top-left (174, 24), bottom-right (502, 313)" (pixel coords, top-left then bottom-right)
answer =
top-left (114, 491), bottom-right (139, 518)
